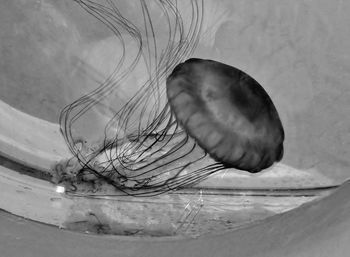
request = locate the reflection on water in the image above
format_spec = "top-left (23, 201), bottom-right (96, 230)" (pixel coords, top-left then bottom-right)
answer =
top-left (63, 187), bottom-right (335, 237)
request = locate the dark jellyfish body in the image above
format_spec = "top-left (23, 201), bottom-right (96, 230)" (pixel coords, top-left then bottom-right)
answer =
top-left (166, 58), bottom-right (284, 173)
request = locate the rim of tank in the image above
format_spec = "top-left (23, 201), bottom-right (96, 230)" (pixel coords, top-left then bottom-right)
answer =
top-left (0, 99), bottom-right (340, 191)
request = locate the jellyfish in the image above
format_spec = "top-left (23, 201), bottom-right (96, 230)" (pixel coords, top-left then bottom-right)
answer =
top-left (53, 0), bottom-right (284, 196)
top-left (167, 58), bottom-right (284, 173)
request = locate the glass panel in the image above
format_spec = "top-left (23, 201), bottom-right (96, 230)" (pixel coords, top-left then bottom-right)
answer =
top-left (0, 0), bottom-right (349, 237)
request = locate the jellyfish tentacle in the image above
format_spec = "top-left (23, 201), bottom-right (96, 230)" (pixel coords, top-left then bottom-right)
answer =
top-left (56, 0), bottom-right (229, 196)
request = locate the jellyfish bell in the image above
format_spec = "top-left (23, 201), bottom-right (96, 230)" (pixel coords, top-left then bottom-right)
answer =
top-left (166, 58), bottom-right (284, 173)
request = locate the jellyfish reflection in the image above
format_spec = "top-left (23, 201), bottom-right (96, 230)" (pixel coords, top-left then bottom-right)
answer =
top-left (54, 0), bottom-right (284, 196)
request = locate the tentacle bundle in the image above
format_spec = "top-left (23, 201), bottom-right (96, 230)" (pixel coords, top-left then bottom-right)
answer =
top-left (56, 0), bottom-right (284, 196)
top-left (57, 0), bottom-right (227, 196)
